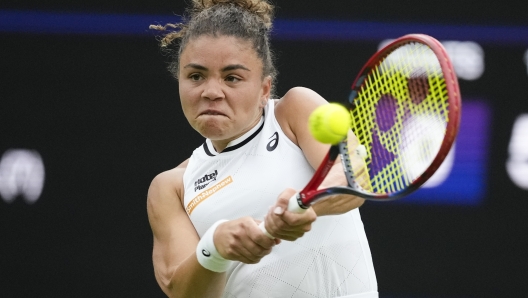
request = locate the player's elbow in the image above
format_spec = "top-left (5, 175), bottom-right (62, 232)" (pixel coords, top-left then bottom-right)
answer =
top-left (154, 265), bottom-right (177, 297)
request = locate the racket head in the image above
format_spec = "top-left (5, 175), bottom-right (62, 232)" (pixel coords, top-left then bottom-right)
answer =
top-left (297, 34), bottom-right (461, 206)
top-left (344, 34), bottom-right (461, 200)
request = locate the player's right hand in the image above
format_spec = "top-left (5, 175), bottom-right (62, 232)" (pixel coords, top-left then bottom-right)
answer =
top-left (213, 217), bottom-right (281, 264)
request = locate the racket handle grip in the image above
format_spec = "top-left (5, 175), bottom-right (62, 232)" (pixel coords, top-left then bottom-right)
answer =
top-left (258, 192), bottom-right (307, 239)
top-left (258, 222), bottom-right (274, 238)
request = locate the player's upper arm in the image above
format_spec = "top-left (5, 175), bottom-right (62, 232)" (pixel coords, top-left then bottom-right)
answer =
top-left (275, 87), bottom-right (331, 169)
top-left (147, 165), bottom-right (199, 294)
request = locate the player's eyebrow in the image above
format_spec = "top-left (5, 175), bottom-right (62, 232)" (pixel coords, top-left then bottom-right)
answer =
top-left (183, 63), bottom-right (251, 72)
top-left (221, 64), bottom-right (250, 72)
top-left (182, 63), bottom-right (251, 72)
top-left (183, 63), bottom-right (208, 71)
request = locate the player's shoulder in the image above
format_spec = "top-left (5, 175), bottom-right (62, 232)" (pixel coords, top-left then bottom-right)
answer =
top-left (275, 87), bottom-right (328, 141)
top-left (276, 87), bottom-right (327, 116)
top-left (277, 87), bottom-right (323, 106)
top-left (148, 159), bottom-right (189, 205)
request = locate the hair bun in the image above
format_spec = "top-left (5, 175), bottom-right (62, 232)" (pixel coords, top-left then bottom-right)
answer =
top-left (192, 0), bottom-right (274, 29)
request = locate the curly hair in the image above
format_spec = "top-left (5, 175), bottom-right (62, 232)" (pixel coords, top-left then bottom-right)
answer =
top-left (150, 0), bottom-right (278, 96)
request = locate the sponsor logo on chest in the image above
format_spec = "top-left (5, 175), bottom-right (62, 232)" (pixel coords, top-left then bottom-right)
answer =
top-left (194, 170), bottom-right (218, 192)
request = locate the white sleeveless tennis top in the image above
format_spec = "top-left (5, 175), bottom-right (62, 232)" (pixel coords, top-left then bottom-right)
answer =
top-left (183, 100), bottom-right (378, 298)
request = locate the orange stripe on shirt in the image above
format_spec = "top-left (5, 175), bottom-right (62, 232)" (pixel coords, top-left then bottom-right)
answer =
top-left (186, 176), bottom-right (233, 215)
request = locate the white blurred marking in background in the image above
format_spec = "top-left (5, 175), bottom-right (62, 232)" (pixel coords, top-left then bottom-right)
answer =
top-left (378, 39), bottom-right (485, 81)
top-left (506, 114), bottom-right (528, 190)
top-left (0, 149), bottom-right (45, 204)
top-left (423, 145), bottom-right (455, 188)
top-left (399, 114), bottom-right (454, 188)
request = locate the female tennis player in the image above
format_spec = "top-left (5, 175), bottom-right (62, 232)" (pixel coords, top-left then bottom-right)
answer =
top-left (147, 1), bottom-right (377, 297)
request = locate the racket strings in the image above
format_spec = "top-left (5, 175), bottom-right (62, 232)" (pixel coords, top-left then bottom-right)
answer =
top-left (341, 140), bottom-right (373, 192)
top-left (350, 42), bottom-right (450, 195)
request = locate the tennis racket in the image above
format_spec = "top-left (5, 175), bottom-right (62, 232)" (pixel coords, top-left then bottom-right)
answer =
top-left (259, 33), bottom-right (461, 237)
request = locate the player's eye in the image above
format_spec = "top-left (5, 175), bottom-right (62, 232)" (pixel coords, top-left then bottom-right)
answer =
top-left (225, 75), bottom-right (241, 83)
top-left (189, 73), bottom-right (203, 81)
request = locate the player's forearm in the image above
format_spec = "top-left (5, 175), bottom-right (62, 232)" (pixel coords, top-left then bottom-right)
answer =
top-left (158, 253), bottom-right (226, 298)
top-left (312, 194), bottom-right (365, 216)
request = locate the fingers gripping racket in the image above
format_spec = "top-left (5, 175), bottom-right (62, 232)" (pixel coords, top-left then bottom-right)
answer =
top-left (259, 34), bottom-right (461, 237)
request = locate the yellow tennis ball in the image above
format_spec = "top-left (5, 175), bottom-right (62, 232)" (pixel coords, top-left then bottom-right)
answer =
top-left (309, 103), bottom-right (351, 144)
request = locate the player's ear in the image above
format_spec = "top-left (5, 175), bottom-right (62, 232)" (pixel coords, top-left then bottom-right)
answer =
top-left (260, 76), bottom-right (272, 106)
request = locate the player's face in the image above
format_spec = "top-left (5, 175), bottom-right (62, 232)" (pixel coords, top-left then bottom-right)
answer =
top-left (179, 35), bottom-right (271, 152)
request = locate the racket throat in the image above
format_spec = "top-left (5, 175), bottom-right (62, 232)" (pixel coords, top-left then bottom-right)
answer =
top-left (293, 193), bottom-right (310, 211)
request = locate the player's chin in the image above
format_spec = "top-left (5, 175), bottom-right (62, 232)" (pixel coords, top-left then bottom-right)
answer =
top-left (194, 120), bottom-right (230, 137)
top-left (195, 114), bottom-right (230, 127)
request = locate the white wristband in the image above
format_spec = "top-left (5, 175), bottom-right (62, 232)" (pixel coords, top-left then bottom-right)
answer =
top-left (196, 219), bottom-right (232, 273)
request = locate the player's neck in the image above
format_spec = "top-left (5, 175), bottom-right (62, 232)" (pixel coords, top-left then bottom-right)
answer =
top-left (210, 115), bottom-right (264, 153)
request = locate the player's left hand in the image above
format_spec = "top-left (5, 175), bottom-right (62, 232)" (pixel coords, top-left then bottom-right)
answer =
top-left (263, 188), bottom-right (317, 241)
